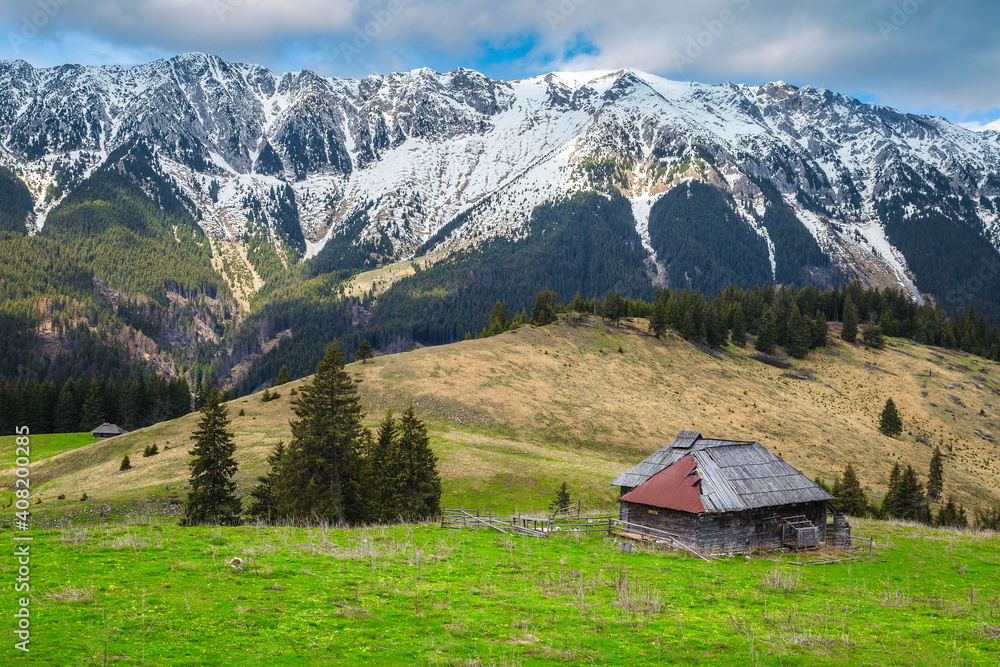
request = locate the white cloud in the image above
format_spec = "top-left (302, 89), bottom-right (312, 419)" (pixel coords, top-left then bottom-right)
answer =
top-left (960, 119), bottom-right (1000, 133)
top-left (1, 0), bottom-right (999, 121)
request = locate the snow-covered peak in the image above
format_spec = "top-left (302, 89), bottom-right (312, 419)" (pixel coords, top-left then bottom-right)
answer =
top-left (2, 55), bottom-right (999, 304)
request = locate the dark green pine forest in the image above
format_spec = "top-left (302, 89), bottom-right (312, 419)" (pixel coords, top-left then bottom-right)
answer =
top-left (1, 149), bottom-right (1000, 419)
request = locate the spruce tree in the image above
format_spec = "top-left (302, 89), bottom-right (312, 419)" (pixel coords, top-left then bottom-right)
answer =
top-left (246, 442), bottom-right (286, 520)
top-left (181, 386), bottom-right (241, 526)
top-left (705, 303), bottom-right (727, 348)
top-left (881, 462), bottom-right (901, 517)
top-left (811, 311), bottom-right (829, 348)
top-left (836, 463), bottom-right (868, 517)
top-left (601, 290), bottom-right (626, 327)
top-left (274, 365), bottom-right (291, 386)
top-left (54, 378), bottom-right (79, 433)
top-left (927, 446), bottom-right (944, 502)
top-left (730, 303), bottom-right (747, 347)
top-left (894, 465), bottom-right (926, 522)
top-left (788, 302), bottom-right (811, 359)
top-left (862, 323), bottom-right (886, 349)
top-left (367, 411), bottom-right (405, 523)
top-left (120, 455), bottom-right (131, 471)
top-left (664, 294), bottom-right (683, 331)
top-left (935, 496), bottom-right (968, 528)
top-left (649, 296), bottom-right (667, 338)
top-left (78, 376), bottom-right (106, 431)
top-left (397, 405), bottom-right (441, 520)
top-left (550, 482), bottom-right (571, 513)
top-left (878, 398), bottom-right (903, 437)
top-left (356, 339), bottom-right (374, 363)
top-left (755, 306), bottom-right (778, 355)
top-left (842, 295), bottom-right (859, 343)
top-left (531, 289), bottom-right (559, 326)
top-left (269, 341), bottom-right (366, 524)
top-left (488, 301), bottom-right (511, 335)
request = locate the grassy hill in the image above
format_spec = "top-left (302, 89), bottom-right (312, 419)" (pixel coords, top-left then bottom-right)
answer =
top-left (5, 316), bottom-right (1000, 517)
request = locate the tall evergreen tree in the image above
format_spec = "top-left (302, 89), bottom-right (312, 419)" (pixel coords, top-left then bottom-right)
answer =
top-left (78, 376), bottom-right (106, 431)
top-left (788, 302), bottom-right (811, 358)
top-left (935, 495), bottom-right (968, 528)
top-left (54, 378), bottom-right (79, 433)
top-left (601, 290), bottom-right (626, 327)
top-left (181, 386), bottom-right (241, 526)
top-left (878, 398), bottom-right (903, 437)
top-left (881, 462), bottom-right (902, 517)
top-left (274, 365), bottom-right (291, 385)
top-left (531, 289), bottom-right (559, 326)
top-left (356, 340), bottom-right (374, 364)
top-left (730, 303), bottom-right (747, 347)
top-left (705, 303), bottom-right (727, 348)
top-left (755, 306), bottom-right (778, 354)
top-left (862, 323), bottom-right (886, 349)
top-left (397, 405), bottom-right (441, 520)
top-left (835, 463), bottom-right (868, 517)
top-left (246, 442), bottom-right (287, 520)
top-left (488, 301), bottom-right (511, 335)
top-left (927, 446), bottom-right (944, 502)
top-left (269, 341), bottom-right (366, 524)
top-left (367, 411), bottom-right (405, 523)
top-left (842, 295), bottom-right (859, 343)
top-left (811, 311), bottom-right (829, 348)
top-left (894, 465), bottom-right (927, 522)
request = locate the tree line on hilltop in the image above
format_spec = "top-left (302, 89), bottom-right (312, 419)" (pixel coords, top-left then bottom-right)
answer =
top-left (476, 281), bottom-right (1000, 363)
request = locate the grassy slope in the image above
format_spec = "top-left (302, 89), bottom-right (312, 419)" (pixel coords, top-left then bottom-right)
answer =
top-left (4, 519), bottom-right (998, 665)
top-left (5, 317), bottom-right (1000, 515)
top-left (0, 432), bottom-right (96, 462)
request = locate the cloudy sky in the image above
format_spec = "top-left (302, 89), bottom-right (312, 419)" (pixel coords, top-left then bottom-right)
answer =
top-left (2, 0), bottom-right (998, 128)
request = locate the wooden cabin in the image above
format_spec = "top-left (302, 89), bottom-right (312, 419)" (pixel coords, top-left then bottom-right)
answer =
top-left (611, 430), bottom-right (848, 552)
top-left (91, 423), bottom-right (129, 439)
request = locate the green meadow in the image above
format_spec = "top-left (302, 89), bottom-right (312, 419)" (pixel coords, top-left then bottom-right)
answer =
top-left (3, 517), bottom-right (997, 665)
top-left (0, 432), bottom-right (96, 462)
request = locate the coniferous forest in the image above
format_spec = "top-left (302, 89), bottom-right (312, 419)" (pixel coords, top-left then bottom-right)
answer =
top-left (1, 153), bottom-right (1000, 404)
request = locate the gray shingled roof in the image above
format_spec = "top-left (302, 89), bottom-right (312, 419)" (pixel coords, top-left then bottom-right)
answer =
top-left (611, 430), bottom-right (832, 513)
top-left (91, 423), bottom-right (129, 436)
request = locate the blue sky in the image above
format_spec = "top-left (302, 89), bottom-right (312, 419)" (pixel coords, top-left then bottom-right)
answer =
top-left (2, 0), bottom-right (999, 128)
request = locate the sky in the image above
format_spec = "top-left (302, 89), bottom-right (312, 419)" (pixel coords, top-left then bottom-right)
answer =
top-left (1, 0), bottom-right (999, 129)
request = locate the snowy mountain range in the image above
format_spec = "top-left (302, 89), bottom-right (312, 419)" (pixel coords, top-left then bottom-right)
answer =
top-left (2, 52), bottom-right (1000, 310)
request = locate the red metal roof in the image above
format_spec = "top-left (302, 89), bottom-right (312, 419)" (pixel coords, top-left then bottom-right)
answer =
top-left (619, 454), bottom-right (705, 513)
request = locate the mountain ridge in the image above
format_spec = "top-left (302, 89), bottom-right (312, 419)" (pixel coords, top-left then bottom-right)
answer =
top-left (1, 53), bottom-right (999, 319)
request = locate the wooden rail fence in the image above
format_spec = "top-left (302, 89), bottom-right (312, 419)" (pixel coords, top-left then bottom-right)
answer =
top-left (441, 509), bottom-right (709, 560)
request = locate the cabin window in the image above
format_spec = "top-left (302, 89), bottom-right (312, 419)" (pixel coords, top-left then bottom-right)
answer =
top-left (648, 509), bottom-right (659, 515)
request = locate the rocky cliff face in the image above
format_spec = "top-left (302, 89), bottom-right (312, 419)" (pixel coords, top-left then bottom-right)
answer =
top-left (2, 53), bottom-right (999, 309)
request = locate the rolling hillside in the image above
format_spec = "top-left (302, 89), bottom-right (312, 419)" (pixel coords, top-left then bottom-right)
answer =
top-left (6, 317), bottom-right (1000, 515)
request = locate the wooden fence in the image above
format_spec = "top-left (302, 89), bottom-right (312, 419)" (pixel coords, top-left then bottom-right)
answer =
top-left (441, 509), bottom-right (708, 560)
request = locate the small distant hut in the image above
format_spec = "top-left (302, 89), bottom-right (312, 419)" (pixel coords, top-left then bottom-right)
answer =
top-left (611, 430), bottom-right (848, 552)
top-left (91, 423), bottom-right (129, 439)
